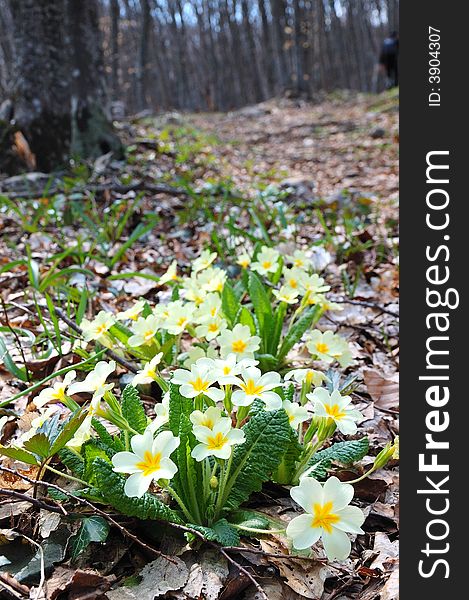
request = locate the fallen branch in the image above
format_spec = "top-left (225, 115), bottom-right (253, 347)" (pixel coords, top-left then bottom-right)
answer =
top-left (0, 488), bottom-right (67, 515)
top-left (332, 297), bottom-right (399, 318)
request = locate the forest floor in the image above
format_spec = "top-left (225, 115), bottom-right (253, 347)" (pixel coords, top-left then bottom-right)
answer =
top-left (0, 91), bottom-right (399, 600)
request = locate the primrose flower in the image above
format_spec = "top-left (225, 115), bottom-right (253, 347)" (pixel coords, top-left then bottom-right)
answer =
top-left (308, 294), bottom-right (343, 311)
top-left (35, 370), bottom-right (76, 408)
top-left (251, 246), bottom-right (280, 275)
top-left (237, 253), bottom-right (251, 268)
top-left (112, 428), bottom-right (180, 498)
top-left (284, 368), bottom-right (329, 388)
top-left (232, 367), bottom-right (282, 410)
top-left (192, 250), bottom-right (217, 273)
top-left (194, 293), bottom-right (222, 323)
top-left (301, 273), bottom-right (331, 295)
top-left (159, 260), bottom-right (178, 285)
top-left (128, 315), bottom-right (160, 347)
top-left (282, 267), bottom-right (308, 292)
top-left (190, 406), bottom-right (226, 430)
top-left (195, 316), bottom-right (227, 341)
top-left (305, 330), bottom-right (353, 367)
top-left (148, 391), bottom-right (170, 432)
top-left (20, 406), bottom-right (60, 444)
top-left (273, 285), bottom-right (300, 304)
top-left (198, 267), bottom-right (226, 293)
top-left (287, 250), bottom-right (312, 270)
top-left (81, 311), bottom-right (115, 343)
top-left (180, 345), bottom-right (218, 368)
top-left (172, 362), bottom-right (224, 402)
top-left (283, 400), bottom-right (310, 429)
top-left (191, 419), bottom-right (245, 461)
top-left (201, 353), bottom-right (258, 385)
top-left (182, 277), bottom-right (208, 305)
top-left (218, 324), bottom-right (260, 359)
top-left (286, 476), bottom-right (365, 559)
top-left (163, 304), bottom-right (195, 335)
top-left (116, 300), bottom-right (146, 322)
top-left (307, 388), bottom-right (363, 435)
top-left (132, 353), bottom-right (163, 386)
top-left (67, 361), bottom-right (116, 401)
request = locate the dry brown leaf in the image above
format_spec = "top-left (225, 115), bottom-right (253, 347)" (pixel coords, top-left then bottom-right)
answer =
top-left (379, 569), bottom-right (399, 600)
top-left (364, 369), bottom-right (399, 410)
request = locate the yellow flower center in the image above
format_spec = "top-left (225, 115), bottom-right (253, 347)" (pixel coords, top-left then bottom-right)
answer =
top-left (316, 342), bottom-right (329, 354)
top-left (144, 330), bottom-right (155, 341)
top-left (262, 261), bottom-right (272, 269)
top-left (208, 323), bottom-right (219, 332)
top-left (312, 501), bottom-right (340, 533)
top-left (305, 371), bottom-right (314, 384)
top-left (210, 307), bottom-right (217, 316)
top-left (223, 366), bottom-right (231, 375)
top-left (288, 413), bottom-right (295, 423)
top-left (289, 279), bottom-right (298, 288)
top-left (190, 377), bottom-right (210, 393)
top-left (325, 404), bottom-right (346, 420)
top-left (241, 379), bottom-right (265, 396)
top-left (177, 317), bottom-right (187, 327)
top-left (239, 259), bottom-right (249, 267)
top-left (202, 417), bottom-right (214, 428)
top-left (53, 386), bottom-right (67, 400)
top-left (146, 368), bottom-right (157, 380)
top-left (130, 313), bottom-right (139, 321)
top-left (136, 451), bottom-right (162, 477)
top-left (232, 339), bottom-right (247, 353)
top-left (215, 282), bottom-right (223, 291)
top-left (206, 432), bottom-right (228, 450)
top-left (294, 259), bottom-right (304, 267)
top-left (96, 324), bottom-right (107, 335)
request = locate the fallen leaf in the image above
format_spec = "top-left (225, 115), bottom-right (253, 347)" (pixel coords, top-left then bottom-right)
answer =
top-left (364, 369), bottom-right (399, 410)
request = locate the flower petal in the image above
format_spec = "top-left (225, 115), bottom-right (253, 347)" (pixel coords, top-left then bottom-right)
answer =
top-left (191, 443), bottom-right (210, 461)
top-left (154, 430), bottom-right (180, 457)
top-left (323, 477), bottom-right (354, 511)
top-left (112, 451), bottom-right (140, 474)
top-left (261, 391), bottom-right (282, 411)
top-left (290, 477), bottom-right (323, 512)
top-left (124, 472), bottom-right (151, 498)
top-left (130, 429), bottom-right (153, 457)
top-left (286, 514), bottom-right (321, 550)
top-left (321, 527), bottom-right (351, 560)
top-left (335, 506), bottom-right (365, 534)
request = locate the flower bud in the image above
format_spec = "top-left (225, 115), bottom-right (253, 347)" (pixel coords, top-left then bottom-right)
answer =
top-left (373, 437), bottom-right (399, 470)
top-left (210, 475), bottom-right (219, 489)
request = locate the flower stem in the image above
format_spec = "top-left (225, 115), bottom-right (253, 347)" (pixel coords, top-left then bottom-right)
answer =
top-left (45, 464), bottom-right (88, 487)
top-left (163, 484), bottom-right (195, 523)
top-left (231, 524), bottom-right (286, 535)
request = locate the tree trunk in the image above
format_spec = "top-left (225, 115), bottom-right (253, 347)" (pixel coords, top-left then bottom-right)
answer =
top-left (136, 0), bottom-right (151, 110)
top-left (110, 0), bottom-right (120, 101)
top-left (4, 0), bottom-right (121, 173)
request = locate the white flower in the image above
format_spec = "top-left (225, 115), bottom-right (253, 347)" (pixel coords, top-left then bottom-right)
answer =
top-left (190, 406), bottom-right (226, 430)
top-left (182, 277), bottom-right (208, 305)
top-left (148, 392), bottom-right (170, 433)
top-left (283, 400), bottom-right (310, 429)
top-left (282, 267), bottom-right (308, 292)
top-left (284, 368), bottom-right (329, 388)
top-left (232, 367), bottom-right (282, 410)
top-left (116, 300), bottom-right (146, 321)
top-left (201, 353), bottom-right (258, 385)
top-left (163, 304), bottom-right (195, 335)
top-left (307, 388), bottom-right (363, 435)
top-left (132, 353), bottom-right (163, 386)
top-left (287, 250), bottom-right (312, 270)
top-left (218, 324), bottom-right (260, 359)
top-left (67, 360), bottom-right (116, 401)
top-left (301, 273), bottom-right (331, 295)
top-left (307, 294), bottom-right (343, 311)
top-left (35, 370), bottom-right (76, 408)
top-left (286, 476), bottom-right (365, 560)
top-left (194, 293), bottom-right (222, 323)
top-left (20, 407), bottom-right (60, 444)
top-left (128, 315), bottom-right (160, 347)
top-left (192, 250), bottom-right (217, 273)
top-left (67, 395), bottom-right (103, 450)
top-left (305, 331), bottom-right (353, 367)
top-left (273, 286), bottom-right (300, 304)
top-left (180, 345), bottom-right (218, 369)
top-left (310, 247), bottom-right (332, 272)
top-left (191, 419), bottom-right (245, 461)
top-left (251, 246), bottom-right (280, 275)
top-left (237, 253), bottom-right (251, 268)
top-left (159, 260), bottom-right (178, 285)
top-left (81, 311), bottom-right (115, 343)
top-left (112, 428), bottom-right (180, 498)
top-left (195, 316), bottom-right (227, 341)
top-left (198, 267), bottom-right (226, 292)
top-left (172, 362), bottom-right (224, 402)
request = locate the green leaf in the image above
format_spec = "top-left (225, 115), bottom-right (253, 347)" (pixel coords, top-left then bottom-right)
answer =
top-left (70, 516), bottom-right (110, 560)
top-left (0, 445), bottom-right (38, 465)
top-left (50, 410), bottom-right (88, 455)
top-left (308, 437), bottom-right (369, 479)
top-left (221, 282), bottom-right (241, 327)
top-left (229, 510), bottom-right (270, 531)
top-left (237, 306), bottom-right (256, 334)
top-left (0, 335), bottom-right (29, 382)
top-left (58, 448), bottom-right (85, 477)
top-left (272, 428), bottom-right (303, 485)
top-left (23, 433), bottom-right (51, 458)
top-left (248, 272), bottom-right (273, 339)
top-left (173, 414), bottom-right (203, 524)
top-left (83, 441), bottom-right (113, 483)
top-left (169, 383), bottom-right (194, 436)
top-left (224, 409), bottom-right (291, 511)
top-left (92, 418), bottom-right (124, 451)
top-left (277, 305), bottom-right (322, 361)
top-left (188, 519), bottom-right (240, 546)
top-left (92, 458), bottom-right (183, 523)
top-left (121, 385), bottom-right (147, 434)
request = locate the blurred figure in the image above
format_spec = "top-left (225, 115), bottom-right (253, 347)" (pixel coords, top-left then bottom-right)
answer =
top-left (379, 31), bottom-right (399, 88)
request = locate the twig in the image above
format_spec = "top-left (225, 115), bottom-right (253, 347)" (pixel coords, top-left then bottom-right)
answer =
top-left (54, 308), bottom-right (139, 373)
top-left (219, 547), bottom-right (269, 600)
top-left (0, 572), bottom-right (30, 599)
top-left (331, 297), bottom-right (399, 318)
top-left (223, 545), bottom-right (327, 562)
top-left (0, 181), bottom-right (189, 200)
top-left (0, 466), bottom-right (175, 564)
top-left (0, 489), bottom-right (68, 515)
